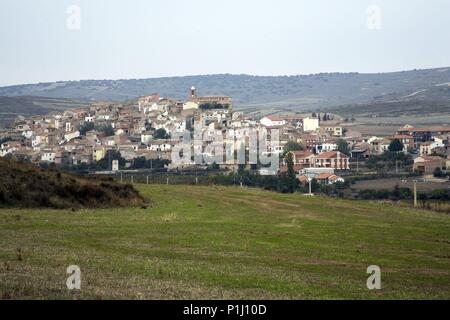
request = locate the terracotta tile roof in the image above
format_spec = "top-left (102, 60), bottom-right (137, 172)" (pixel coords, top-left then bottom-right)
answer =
top-left (329, 175), bottom-right (343, 181)
top-left (316, 151), bottom-right (349, 159)
top-left (316, 172), bottom-right (335, 180)
top-left (398, 127), bottom-right (450, 133)
top-left (298, 176), bottom-right (309, 183)
top-left (290, 150), bottom-right (314, 158)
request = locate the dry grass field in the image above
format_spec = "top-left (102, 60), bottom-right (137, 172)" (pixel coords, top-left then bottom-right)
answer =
top-left (352, 179), bottom-right (449, 192)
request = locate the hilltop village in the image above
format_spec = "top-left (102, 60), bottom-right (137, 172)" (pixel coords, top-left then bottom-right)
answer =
top-left (1, 87), bottom-right (449, 185)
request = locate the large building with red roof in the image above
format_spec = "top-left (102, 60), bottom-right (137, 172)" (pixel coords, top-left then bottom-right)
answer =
top-left (283, 150), bottom-right (350, 171)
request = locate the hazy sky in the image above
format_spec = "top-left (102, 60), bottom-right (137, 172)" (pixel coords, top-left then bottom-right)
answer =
top-left (1, 0), bottom-right (449, 86)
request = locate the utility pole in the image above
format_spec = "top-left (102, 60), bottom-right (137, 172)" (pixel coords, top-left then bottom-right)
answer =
top-left (305, 173), bottom-right (317, 196)
top-left (131, 176), bottom-right (134, 184)
top-left (120, 172), bottom-right (123, 184)
top-left (146, 175), bottom-right (149, 185)
top-left (402, 179), bottom-right (419, 208)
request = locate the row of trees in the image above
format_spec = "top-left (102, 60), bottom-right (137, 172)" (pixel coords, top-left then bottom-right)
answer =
top-left (80, 122), bottom-right (171, 140)
top-left (359, 186), bottom-right (450, 201)
top-left (62, 150), bottom-right (169, 171)
top-left (283, 138), bottom-right (352, 156)
top-left (79, 122), bottom-right (114, 136)
top-left (153, 128), bottom-right (170, 139)
top-left (366, 151), bottom-right (413, 171)
top-left (310, 113), bottom-right (334, 121)
top-left (199, 103), bottom-right (230, 110)
top-left (433, 167), bottom-right (449, 178)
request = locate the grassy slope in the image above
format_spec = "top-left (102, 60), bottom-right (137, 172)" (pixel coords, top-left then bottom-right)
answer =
top-left (0, 184), bottom-right (449, 299)
top-left (0, 159), bottom-right (144, 209)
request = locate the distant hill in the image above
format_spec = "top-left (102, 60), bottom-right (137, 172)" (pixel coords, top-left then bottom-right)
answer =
top-left (329, 81), bottom-right (450, 117)
top-left (0, 158), bottom-right (145, 209)
top-left (0, 96), bottom-right (90, 127)
top-left (1, 68), bottom-right (449, 111)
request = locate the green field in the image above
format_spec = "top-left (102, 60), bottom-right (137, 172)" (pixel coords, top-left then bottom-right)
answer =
top-left (1, 185), bottom-right (449, 299)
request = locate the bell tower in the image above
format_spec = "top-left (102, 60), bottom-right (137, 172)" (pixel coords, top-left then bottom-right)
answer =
top-left (190, 86), bottom-right (197, 99)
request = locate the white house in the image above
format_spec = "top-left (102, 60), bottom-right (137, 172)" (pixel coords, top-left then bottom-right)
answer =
top-left (148, 140), bottom-right (175, 152)
top-left (260, 116), bottom-right (286, 127)
top-left (315, 143), bottom-right (337, 154)
top-left (323, 126), bottom-right (343, 137)
top-left (41, 149), bottom-right (56, 163)
top-left (420, 141), bottom-right (444, 156)
top-left (96, 114), bottom-right (111, 121)
top-left (183, 101), bottom-right (199, 110)
top-left (141, 132), bottom-right (153, 144)
top-left (22, 130), bottom-right (34, 139)
top-left (64, 131), bottom-right (80, 142)
top-left (102, 136), bottom-right (116, 146)
top-left (315, 172), bottom-right (345, 185)
top-left (32, 135), bottom-right (42, 148)
top-left (433, 136), bottom-right (447, 145)
top-left (303, 117), bottom-right (319, 132)
top-left (1, 141), bottom-right (21, 157)
top-left (369, 137), bottom-right (391, 154)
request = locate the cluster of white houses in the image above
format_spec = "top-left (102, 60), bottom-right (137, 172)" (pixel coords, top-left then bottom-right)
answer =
top-left (1, 88), bottom-right (449, 180)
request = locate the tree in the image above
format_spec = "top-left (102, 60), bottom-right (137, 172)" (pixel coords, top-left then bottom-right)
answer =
top-left (283, 141), bottom-right (305, 156)
top-left (79, 122), bottom-right (95, 135)
top-left (433, 167), bottom-right (445, 178)
top-left (284, 152), bottom-right (297, 193)
top-left (0, 136), bottom-right (11, 145)
top-left (95, 150), bottom-right (125, 170)
top-left (366, 152), bottom-right (413, 171)
top-left (154, 128), bottom-right (170, 139)
top-left (336, 139), bottom-right (350, 156)
top-left (322, 113), bottom-right (327, 122)
top-left (132, 156), bottom-right (147, 169)
top-left (388, 139), bottom-right (404, 152)
top-left (208, 162), bottom-right (220, 170)
top-left (96, 124), bottom-right (114, 137)
top-left (130, 157), bottom-right (169, 169)
top-left (199, 103), bottom-right (230, 110)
